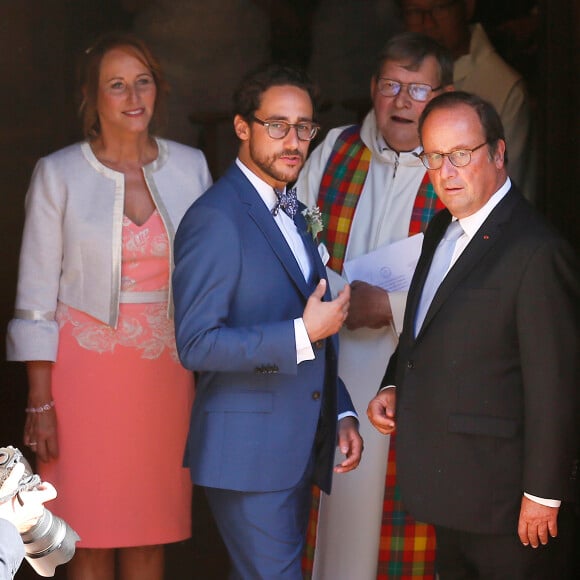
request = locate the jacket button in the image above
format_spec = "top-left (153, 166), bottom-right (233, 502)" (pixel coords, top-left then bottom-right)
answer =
top-left (407, 360), bottom-right (414, 369)
top-left (312, 391), bottom-right (321, 400)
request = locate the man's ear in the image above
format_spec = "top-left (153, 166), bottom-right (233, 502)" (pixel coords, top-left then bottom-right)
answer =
top-left (234, 114), bottom-right (250, 141)
top-left (493, 139), bottom-right (506, 167)
top-left (370, 75), bottom-right (377, 101)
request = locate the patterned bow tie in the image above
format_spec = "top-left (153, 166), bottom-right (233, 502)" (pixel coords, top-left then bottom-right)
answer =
top-left (272, 187), bottom-right (298, 219)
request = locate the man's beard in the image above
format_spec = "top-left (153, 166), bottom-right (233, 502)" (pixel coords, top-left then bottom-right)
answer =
top-left (249, 145), bottom-right (305, 185)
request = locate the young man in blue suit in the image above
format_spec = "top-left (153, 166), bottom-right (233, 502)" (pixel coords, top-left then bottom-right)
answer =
top-left (368, 91), bottom-right (579, 579)
top-left (173, 64), bottom-right (363, 579)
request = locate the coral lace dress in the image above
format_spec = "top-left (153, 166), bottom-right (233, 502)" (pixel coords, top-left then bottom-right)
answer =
top-left (40, 210), bottom-right (194, 548)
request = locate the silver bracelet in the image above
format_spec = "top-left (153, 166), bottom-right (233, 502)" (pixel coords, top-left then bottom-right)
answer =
top-left (25, 400), bottom-right (55, 414)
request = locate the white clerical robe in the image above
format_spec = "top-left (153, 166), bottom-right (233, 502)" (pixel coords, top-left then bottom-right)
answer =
top-left (297, 110), bottom-right (428, 580)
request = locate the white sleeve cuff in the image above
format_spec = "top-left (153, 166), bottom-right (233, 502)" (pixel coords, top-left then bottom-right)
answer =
top-left (294, 318), bottom-right (315, 363)
top-left (338, 411), bottom-right (358, 421)
top-left (6, 318), bottom-right (59, 361)
top-left (523, 493), bottom-right (561, 508)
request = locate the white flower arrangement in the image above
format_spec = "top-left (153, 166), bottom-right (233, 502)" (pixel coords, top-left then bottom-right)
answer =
top-left (302, 205), bottom-right (324, 240)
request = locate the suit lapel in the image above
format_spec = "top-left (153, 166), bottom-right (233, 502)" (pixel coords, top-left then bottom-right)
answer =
top-left (415, 189), bottom-right (519, 339)
top-left (405, 212), bottom-right (450, 338)
top-left (227, 165), bottom-right (313, 299)
top-left (250, 204), bottom-right (314, 298)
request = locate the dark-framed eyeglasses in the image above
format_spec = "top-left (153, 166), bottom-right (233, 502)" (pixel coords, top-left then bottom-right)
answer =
top-left (251, 116), bottom-right (320, 141)
top-left (376, 78), bottom-right (442, 102)
top-left (416, 142), bottom-right (489, 169)
top-left (402, 0), bottom-right (461, 25)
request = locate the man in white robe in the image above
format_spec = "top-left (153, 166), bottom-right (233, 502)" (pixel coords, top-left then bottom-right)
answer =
top-left (296, 32), bottom-right (454, 579)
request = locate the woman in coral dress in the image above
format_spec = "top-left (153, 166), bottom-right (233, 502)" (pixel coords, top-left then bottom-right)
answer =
top-left (6, 32), bottom-right (211, 580)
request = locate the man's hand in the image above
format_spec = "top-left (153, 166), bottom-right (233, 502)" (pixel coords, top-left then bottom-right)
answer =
top-left (345, 281), bottom-right (392, 330)
top-left (303, 280), bottom-right (350, 342)
top-left (334, 416), bottom-right (363, 474)
top-left (367, 388), bottom-right (396, 434)
top-left (0, 462), bottom-right (57, 533)
top-left (518, 495), bottom-right (559, 548)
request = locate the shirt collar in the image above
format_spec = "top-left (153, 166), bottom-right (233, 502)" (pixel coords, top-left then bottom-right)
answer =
top-left (236, 158), bottom-right (282, 212)
top-left (457, 177), bottom-right (511, 238)
top-left (376, 133), bottom-right (422, 156)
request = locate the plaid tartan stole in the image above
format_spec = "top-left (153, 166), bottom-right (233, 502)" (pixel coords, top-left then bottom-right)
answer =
top-left (377, 174), bottom-right (443, 579)
top-left (317, 124), bottom-right (372, 273)
top-left (302, 130), bottom-right (444, 579)
top-left (408, 171), bottom-right (445, 236)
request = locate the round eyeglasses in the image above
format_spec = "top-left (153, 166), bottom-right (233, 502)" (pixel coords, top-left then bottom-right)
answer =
top-left (377, 78), bottom-right (442, 102)
top-left (416, 142), bottom-right (489, 169)
top-left (251, 116), bottom-right (320, 141)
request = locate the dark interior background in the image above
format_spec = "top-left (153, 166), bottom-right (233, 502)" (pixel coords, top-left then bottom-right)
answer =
top-left (1, 1), bottom-right (578, 578)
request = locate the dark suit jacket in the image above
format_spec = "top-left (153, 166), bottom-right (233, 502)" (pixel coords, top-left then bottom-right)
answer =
top-left (173, 163), bottom-right (354, 495)
top-left (0, 519), bottom-right (24, 579)
top-left (383, 186), bottom-right (579, 534)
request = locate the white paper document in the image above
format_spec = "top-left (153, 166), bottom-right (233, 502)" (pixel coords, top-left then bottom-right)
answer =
top-left (343, 233), bottom-right (424, 292)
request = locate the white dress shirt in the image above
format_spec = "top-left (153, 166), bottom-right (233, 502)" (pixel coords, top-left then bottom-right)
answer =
top-left (236, 159), bottom-right (315, 363)
top-left (449, 177), bottom-right (511, 269)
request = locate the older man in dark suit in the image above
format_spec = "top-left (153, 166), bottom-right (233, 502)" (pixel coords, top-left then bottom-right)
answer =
top-left (368, 91), bottom-right (579, 579)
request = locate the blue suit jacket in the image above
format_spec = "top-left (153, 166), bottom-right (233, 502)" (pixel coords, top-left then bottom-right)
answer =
top-left (173, 163), bottom-right (354, 494)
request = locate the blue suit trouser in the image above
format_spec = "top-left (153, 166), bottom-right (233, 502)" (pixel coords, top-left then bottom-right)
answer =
top-left (204, 454), bottom-right (315, 580)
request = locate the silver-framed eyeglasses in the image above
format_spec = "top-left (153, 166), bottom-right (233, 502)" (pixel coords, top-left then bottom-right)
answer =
top-left (251, 116), bottom-right (320, 141)
top-left (403, 0), bottom-right (461, 25)
top-left (417, 142), bottom-right (489, 169)
top-left (377, 78), bottom-right (442, 102)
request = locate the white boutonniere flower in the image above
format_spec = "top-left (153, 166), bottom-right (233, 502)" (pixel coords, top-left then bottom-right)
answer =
top-left (302, 205), bottom-right (324, 240)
